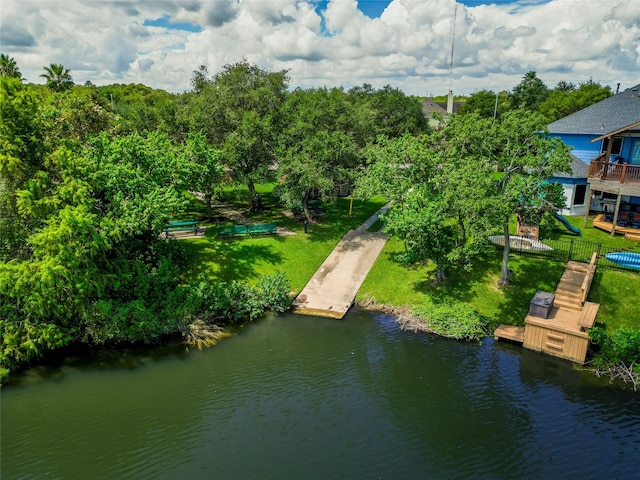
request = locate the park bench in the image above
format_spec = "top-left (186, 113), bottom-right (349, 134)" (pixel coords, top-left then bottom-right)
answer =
top-left (247, 223), bottom-right (277, 235)
top-left (218, 223), bottom-right (277, 238)
top-left (164, 220), bottom-right (203, 237)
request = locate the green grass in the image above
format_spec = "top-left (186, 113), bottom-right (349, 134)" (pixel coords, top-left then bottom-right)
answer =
top-left (358, 239), bottom-right (567, 329)
top-left (180, 189), bottom-right (640, 332)
top-left (544, 214), bottom-right (639, 249)
top-left (180, 186), bottom-right (386, 291)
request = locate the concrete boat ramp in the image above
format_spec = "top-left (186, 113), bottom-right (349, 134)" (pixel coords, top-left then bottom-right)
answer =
top-left (294, 207), bottom-right (390, 319)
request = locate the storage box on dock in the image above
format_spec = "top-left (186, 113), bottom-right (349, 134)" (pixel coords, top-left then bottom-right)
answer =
top-left (529, 291), bottom-right (555, 319)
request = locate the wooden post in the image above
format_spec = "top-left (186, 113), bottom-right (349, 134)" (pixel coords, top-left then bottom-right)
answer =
top-left (604, 135), bottom-right (613, 163)
top-left (349, 195), bottom-right (354, 216)
top-left (611, 193), bottom-right (622, 237)
top-left (583, 183), bottom-right (591, 228)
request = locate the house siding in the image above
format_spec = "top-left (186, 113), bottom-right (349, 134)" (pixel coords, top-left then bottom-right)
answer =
top-left (552, 133), bottom-right (600, 163)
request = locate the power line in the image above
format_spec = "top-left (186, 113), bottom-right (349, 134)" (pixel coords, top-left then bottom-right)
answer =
top-left (449, 1), bottom-right (458, 93)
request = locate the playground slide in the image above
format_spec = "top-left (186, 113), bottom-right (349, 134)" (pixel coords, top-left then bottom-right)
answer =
top-left (554, 213), bottom-right (581, 236)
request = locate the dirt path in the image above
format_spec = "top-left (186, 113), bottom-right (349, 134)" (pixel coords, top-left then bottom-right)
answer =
top-left (191, 193), bottom-right (295, 236)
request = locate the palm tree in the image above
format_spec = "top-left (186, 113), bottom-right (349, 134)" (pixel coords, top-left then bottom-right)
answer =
top-left (0, 53), bottom-right (23, 79)
top-left (40, 63), bottom-right (74, 92)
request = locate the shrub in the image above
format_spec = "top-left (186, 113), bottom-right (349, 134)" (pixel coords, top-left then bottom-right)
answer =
top-left (414, 300), bottom-right (487, 341)
top-left (255, 271), bottom-right (293, 313)
top-left (590, 326), bottom-right (640, 370)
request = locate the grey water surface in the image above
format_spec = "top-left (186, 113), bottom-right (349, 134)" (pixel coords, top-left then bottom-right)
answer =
top-left (2, 308), bottom-right (639, 479)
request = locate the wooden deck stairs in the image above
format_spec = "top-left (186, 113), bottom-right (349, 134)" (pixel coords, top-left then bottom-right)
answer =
top-left (494, 253), bottom-right (600, 363)
top-left (553, 253), bottom-right (597, 310)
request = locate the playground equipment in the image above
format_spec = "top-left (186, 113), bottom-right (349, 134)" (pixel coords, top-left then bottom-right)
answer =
top-left (554, 213), bottom-right (581, 236)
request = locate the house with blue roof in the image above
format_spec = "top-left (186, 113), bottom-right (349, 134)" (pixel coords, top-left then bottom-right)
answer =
top-left (548, 83), bottom-right (640, 236)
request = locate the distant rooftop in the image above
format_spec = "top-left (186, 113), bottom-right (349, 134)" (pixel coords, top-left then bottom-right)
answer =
top-left (547, 83), bottom-right (640, 135)
top-left (421, 98), bottom-right (464, 116)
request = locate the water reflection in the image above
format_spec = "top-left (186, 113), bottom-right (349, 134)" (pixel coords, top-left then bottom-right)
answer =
top-left (2, 309), bottom-right (639, 480)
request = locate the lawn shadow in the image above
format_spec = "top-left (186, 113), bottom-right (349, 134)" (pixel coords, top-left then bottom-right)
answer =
top-left (400, 252), bottom-right (567, 329)
top-left (181, 234), bottom-right (284, 283)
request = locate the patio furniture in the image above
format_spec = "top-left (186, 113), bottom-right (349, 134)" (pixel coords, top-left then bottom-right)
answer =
top-left (617, 211), bottom-right (630, 227)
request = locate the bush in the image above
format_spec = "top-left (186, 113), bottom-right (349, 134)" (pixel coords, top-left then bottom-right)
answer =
top-left (590, 326), bottom-right (640, 370)
top-left (255, 271), bottom-right (293, 313)
top-left (187, 272), bottom-right (292, 325)
top-left (414, 300), bottom-right (487, 341)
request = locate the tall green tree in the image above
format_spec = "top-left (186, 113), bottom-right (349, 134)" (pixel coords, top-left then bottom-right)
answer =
top-left (1, 130), bottom-right (190, 375)
top-left (357, 124), bottom-right (494, 283)
top-left (40, 63), bottom-right (74, 92)
top-left (510, 71), bottom-right (550, 111)
top-left (97, 84), bottom-right (180, 137)
top-left (190, 65), bottom-right (210, 94)
top-left (357, 133), bottom-right (463, 283)
top-left (184, 60), bottom-right (289, 211)
top-left (539, 79), bottom-right (612, 122)
top-left (383, 186), bottom-right (456, 284)
top-left (181, 131), bottom-right (225, 219)
top-left (0, 54), bottom-right (23, 80)
top-left (276, 87), bottom-right (363, 220)
top-left (0, 78), bottom-right (46, 260)
top-left (489, 109), bottom-right (572, 285)
top-left (429, 113), bottom-right (498, 265)
top-left (348, 84), bottom-right (428, 139)
top-left (458, 89), bottom-right (510, 118)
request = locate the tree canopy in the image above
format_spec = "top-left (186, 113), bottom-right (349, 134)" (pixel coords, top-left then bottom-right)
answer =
top-left (40, 63), bottom-right (74, 92)
top-left (0, 54), bottom-right (23, 80)
top-left (183, 60), bottom-right (289, 211)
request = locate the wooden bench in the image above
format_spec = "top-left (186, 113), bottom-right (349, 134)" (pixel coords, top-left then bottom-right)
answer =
top-left (164, 220), bottom-right (202, 237)
top-left (578, 301), bottom-right (600, 329)
top-left (217, 224), bottom-right (277, 238)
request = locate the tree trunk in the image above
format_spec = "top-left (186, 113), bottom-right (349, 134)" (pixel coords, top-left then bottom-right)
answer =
top-left (247, 180), bottom-right (261, 212)
top-left (499, 222), bottom-right (511, 286)
top-left (435, 264), bottom-right (447, 284)
top-left (302, 195), bottom-right (312, 222)
top-left (457, 213), bottom-right (467, 264)
top-left (204, 192), bottom-right (213, 220)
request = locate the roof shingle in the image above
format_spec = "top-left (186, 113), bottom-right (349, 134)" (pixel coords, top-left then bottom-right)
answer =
top-left (547, 83), bottom-right (640, 135)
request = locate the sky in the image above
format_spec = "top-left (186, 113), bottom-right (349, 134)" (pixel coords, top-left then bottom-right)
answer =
top-left (1, 0), bottom-right (639, 96)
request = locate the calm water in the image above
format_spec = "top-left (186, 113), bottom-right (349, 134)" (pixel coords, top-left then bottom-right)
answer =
top-left (2, 309), bottom-right (639, 479)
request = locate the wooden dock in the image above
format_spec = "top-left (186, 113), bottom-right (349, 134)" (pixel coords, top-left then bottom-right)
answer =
top-left (494, 253), bottom-right (600, 363)
top-left (494, 325), bottom-right (524, 343)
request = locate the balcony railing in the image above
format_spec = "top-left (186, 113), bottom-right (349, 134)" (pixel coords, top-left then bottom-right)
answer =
top-left (588, 158), bottom-right (640, 184)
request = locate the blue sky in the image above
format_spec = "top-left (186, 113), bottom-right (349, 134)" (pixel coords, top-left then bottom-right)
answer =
top-left (3, 0), bottom-right (638, 95)
top-left (348, 0), bottom-right (541, 18)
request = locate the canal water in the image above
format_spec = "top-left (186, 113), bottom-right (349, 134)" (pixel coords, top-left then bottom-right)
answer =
top-left (2, 309), bottom-right (639, 479)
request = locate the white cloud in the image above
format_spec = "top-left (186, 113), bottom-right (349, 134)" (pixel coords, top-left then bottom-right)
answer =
top-left (2, 0), bottom-right (638, 95)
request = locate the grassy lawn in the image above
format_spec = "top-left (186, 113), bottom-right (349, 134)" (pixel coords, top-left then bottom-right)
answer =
top-left (179, 189), bottom-right (640, 332)
top-left (179, 186), bottom-right (386, 291)
top-left (358, 239), bottom-right (566, 330)
top-left (544, 213), bottom-right (639, 249)
top-left (358, 237), bottom-right (640, 331)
